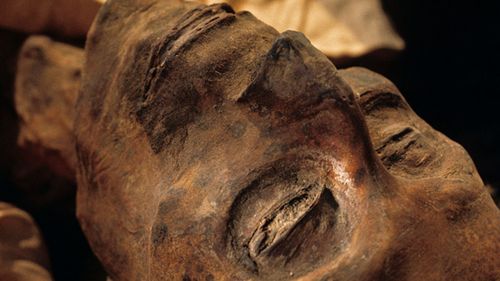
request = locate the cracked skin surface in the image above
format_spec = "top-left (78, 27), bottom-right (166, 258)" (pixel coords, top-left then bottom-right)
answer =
top-left (75, 0), bottom-right (500, 280)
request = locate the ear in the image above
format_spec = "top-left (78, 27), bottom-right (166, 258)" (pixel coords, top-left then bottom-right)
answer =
top-left (15, 35), bottom-right (83, 180)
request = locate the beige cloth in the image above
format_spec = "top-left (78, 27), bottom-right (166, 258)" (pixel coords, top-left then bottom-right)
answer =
top-left (0, 0), bottom-right (403, 57)
top-left (201, 0), bottom-right (404, 58)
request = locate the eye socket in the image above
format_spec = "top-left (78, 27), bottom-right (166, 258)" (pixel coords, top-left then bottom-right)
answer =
top-left (248, 186), bottom-right (322, 258)
top-left (359, 91), bottom-right (442, 179)
top-left (375, 125), bottom-right (435, 174)
top-left (359, 90), bottom-right (407, 114)
top-left (226, 159), bottom-right (342, 277)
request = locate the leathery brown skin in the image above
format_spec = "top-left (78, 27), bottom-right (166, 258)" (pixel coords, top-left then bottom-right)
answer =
top-left (75, 0), bottom-right (500, 280)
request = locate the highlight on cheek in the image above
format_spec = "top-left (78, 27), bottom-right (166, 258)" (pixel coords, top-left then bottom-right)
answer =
top-left (329, 158), bottom-right (353, 189)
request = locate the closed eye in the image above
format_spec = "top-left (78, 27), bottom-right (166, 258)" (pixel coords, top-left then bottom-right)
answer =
top-left (248, 186), bottom-right (322, 257)
top-left (375, 126), bottom-right (415, 153)
top-left (227, 158), bottom-right (343, 276)
top-left (360, 91), bottom-right (406, 114)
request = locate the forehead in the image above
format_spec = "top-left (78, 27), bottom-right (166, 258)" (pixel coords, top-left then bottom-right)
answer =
top-left (87, 1), bottom-right (350, 158)
top-left (98, 3), bottom-right (278, 153)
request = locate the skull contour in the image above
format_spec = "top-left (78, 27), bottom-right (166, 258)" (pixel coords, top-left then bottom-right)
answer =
top-left (75, 1), bottom-right (500, 280)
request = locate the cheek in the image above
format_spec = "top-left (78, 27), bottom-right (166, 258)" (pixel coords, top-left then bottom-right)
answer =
top-left (146, 100), bottom-right (395, 279)
top-left (148, 188), bottom-right (227, 280)
top-left (146, 130), bottom-right (271, 278)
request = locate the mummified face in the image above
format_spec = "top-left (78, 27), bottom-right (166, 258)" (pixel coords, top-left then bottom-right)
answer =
top-left (75, 1), bottom-right (500, 280)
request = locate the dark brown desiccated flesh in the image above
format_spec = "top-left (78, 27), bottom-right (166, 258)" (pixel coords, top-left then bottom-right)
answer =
top-left (10, 0), bottom-right (491, 280)
top-left (76, 1), bottom-right (500, 280)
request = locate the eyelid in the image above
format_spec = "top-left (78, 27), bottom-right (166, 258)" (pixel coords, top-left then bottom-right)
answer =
top-left (248, 185), bottom-right (323, 258)
top-left (359, 90), bottom-right (407, 114)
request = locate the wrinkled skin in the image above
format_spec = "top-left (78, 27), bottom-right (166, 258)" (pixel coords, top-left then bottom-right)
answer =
top-left (75, 0), bottom-right (500, 280)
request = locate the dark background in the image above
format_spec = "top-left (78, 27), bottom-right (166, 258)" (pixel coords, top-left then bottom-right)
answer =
top-left (378, 0), bottom-right (500, 202)
top-left (0, 0), bottom-right (499, 280)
